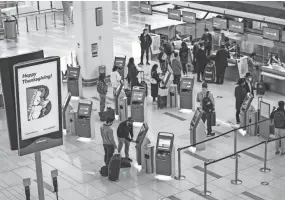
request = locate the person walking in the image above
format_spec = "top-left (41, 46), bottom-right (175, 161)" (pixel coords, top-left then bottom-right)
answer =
top-left (127, 57), bottom-right (139, 90)
top-left (201, 28), bottom-right (212, 56)
top-left (235, 78), bottom-right (247, 124)
top-left (100, 117), bottom-right (117, 165)
top-left (215, 44), bottom-right (230, 84)
top-left (117, 117), bottom-right (134, 161)
top-left (197, 83), bottom-right (215, 137)
top-left (195, 43), bottom-right (208, 82)
top-left (171, 52), bottom-right (182, 93)
top-left (270, 101), bottom-right (285, 155)
top-left (97, 74), bottom-right (108, 112)
top-left (110, 66), bottom-right (122, 98)
top-left (150, 64), bottom-right (162, 102)
top-left (139, 29), bottom-right (152, 65)
top-left (179, 41), bottom-right (189, 75)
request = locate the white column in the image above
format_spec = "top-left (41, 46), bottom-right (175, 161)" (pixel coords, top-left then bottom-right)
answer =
top-left (73, 1), bottom-right (114, 86)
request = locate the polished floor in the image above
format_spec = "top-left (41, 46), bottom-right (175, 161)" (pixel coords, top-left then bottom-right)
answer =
top-left (0, 2), bottom-right (285, 200)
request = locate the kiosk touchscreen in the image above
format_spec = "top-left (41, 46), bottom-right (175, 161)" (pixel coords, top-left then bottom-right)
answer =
top-left (180, 76), bottom-right (195, 110)
top-left (114, 56), bottom-right (126, 79)
top-left (239, 93), bottom-right (254, 130)
top-left (131, 87), bottom-right (147, 123)
top-left (155, 132), bottom-right (175, 177)
top-left (190, 108), bottom-right (205, 150)
top-left (67, 67), bottom-right (83, 97)
top-left (135, 123), bottom-right (151, 168)
top-left (75, 101), bottom-right (95, 138)
top-left (62, 93), bottom-right (72, 130)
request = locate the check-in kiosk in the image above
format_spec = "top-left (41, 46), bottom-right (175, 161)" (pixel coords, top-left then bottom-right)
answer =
top-left (135, 123), bottom-right (151, 169)
top-left (114, 56), bottom-right (126, 79)
top-left (75, 101), bottom-right (95, 138)
top-left (239, 93), bottom-right (254, 130)
top-left (99, 65), bottom-right (106, 77)
top-left (131, 86), bottom-right (147, 123)
top-left (119, 97), bottom-right (128, 121)
top-left (115, 82), bottom-right (124, 115)
top-left (190, 108), bottom-right (206, 150)
top-left (180, 76), bottom-right (195, 110)
top-left (67, 67), bottom-right (83, 97)
top-left (258, 101), bottom-right (271, 139)
top-left (168, 84), bottom-right (178, 108)
top-left (155, 132), bottom-right (175, 177)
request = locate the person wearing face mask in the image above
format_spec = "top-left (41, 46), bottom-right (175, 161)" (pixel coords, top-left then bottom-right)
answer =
top-left (117, 117), bottom-right (134, 161)
top-left (195, 42), bottom-right (208, 82)
top-left (244, 73), bottom-right (255, 96)
top-left (139, 29), bottom-right (152, 65)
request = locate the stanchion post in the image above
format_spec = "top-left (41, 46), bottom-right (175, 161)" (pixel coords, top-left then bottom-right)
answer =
top-left (26, 17), bottom-right (29, 32)
top-left (260, 141), bottom-right (271, 173)
top-left (44, 14), bottom-right (47, 29)
top-left (63, 12), bottom-right (65, 26)
top-left (35, 16), bottom-right (38, 30)
top-left (54, 12), bottom-right (56, 27)
top-left (231, 152), bottom-right (242, 185)
top-left (174, 149), bottom-right (185, 180)
top-left (231, 129), bottom-right (241, 159)
top-left (200, 162), bottom-right (211, 196)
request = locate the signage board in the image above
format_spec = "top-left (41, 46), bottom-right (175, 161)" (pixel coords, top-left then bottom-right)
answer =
top-left (281, 31), bottom-right (285, 43)
top-left (140, 3), bottom-right (152, 15)
top-left (229, 20), bottom-right (244, 34)
top-left (91, 43), bottom-right (98, 57)
top-left (13, 57), bottom-right (62, 156)
top-left (263, 27), bottom-right (280, 41)
top-left (182, 11), bottom-right (196, 23)
top-left (213, 18), bottom-right (227, 30)
top-left (168, 8), bottom-right (181, 21)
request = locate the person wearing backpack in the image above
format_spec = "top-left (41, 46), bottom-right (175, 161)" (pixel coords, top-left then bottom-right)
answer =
top-left (196, 83), bottom-right (215, 137)
top-left (270, 101), bottom-right (285, 155)
top-left (97, 74), bottom-right (108, 112)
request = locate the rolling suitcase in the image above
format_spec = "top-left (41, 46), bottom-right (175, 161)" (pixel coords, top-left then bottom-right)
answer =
top-left (138, 71), bottom-right (148, 96)
top-left (256, 82), bottom-right (266, 96)
top-left (108, 154), bottom-right (121, 182)
top-left (210, 111), bottom-right (216, 126)
top-left (100, 166), bottom-right (108, 177)
top-left (99, 107), bottom-right (115, 121)
top-left (204, 63), bottom-right (215, 83)
top-left (246, 110), bottom-right (258, 136)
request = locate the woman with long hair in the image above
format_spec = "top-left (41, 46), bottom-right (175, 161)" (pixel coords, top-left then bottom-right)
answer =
top-left (150, 64), bottom-right (162, 102)
top-left (179, 41), bottom-right (189, 75)
top-left (127, 57), bottom-right (139, 90)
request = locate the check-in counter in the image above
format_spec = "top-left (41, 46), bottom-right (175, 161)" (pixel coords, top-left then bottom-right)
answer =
top-left (261, 64), bottom-right (285, 95)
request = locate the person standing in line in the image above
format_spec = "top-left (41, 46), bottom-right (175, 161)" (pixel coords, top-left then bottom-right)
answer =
top-left (127, 57), bottom-right (139, 90)
top-left (244, 72), bottom-right (255, 96)
top-left (150, 64), bottom-right (162, 102)
top-left (100, 117), bottom-right (117, 165)
top-left (110, 66), bottom-right (122, 99)
top-left (117, 117), bottom-right (134, 161)
top-left (201, 28), bottom-right (212, 56)
top-left (235, 78), bottom-right (247, 124)
top-left (196, 83), bottom-right (215, 137)
top-left (179, 41), bottom-right (189, 75)
top-left (270, 101), bottom-right (285, 155)
top-left (139, 29), bottom-right (152, 65)
top-left (195, 42), bottom-right (208, 82)
top-left (192, 41), bottom-right (199, 74)
top-left (215, 44), bottom-right (230, 85)
top-left (97, 74), bottom-right (108, 112)
top-left (171, 52), bottom-right (182, 93)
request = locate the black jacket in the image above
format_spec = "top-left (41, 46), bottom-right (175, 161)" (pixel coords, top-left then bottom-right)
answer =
top-left (117, 120), bottom-right (133, 141)
top-left (179, 46), bottom-right (189, 64)
top-left (244, 81), bottom-right (255, 96)
top-left (140, 33), bottom-right (152, 49)
top-left (195, 48), bottom-right (208, 72)
top-left (270, 107), bottom-right (285, 120)
top-left (201, 33), bottom-right (212, 47)
top-left (215, 49), bottom-right (230, 70)
top-left (235, 85), bottom-right (247, 110)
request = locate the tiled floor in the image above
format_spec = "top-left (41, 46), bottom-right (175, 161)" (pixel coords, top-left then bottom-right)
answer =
top-left (0, 2), bottom-right (285, 200)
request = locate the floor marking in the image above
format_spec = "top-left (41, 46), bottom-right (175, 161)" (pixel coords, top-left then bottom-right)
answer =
top-left (189, 188), bottom-right (219, 200)
top-left (242, 191), bottom-right (265, 200)
top-left (184, 151), bottom-right (209, 162)
top-left (164, 112), bottom-right (186, 121)
top-left (193, 165), bottom-right (223, 179)
top-left (241, 151), bottom-right (264, 161)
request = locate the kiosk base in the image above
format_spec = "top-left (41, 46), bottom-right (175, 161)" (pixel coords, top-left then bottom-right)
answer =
top-left (190, 120), bottom-right (206, 151)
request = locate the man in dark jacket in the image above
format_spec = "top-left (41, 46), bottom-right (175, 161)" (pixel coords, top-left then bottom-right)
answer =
top-left (215, 44), bottom-right (230, 84)
top-left (235, 78), bottom-right (247, 124)
top-left (195, 42), bottom-right (208, 82)
top-left (201, 28), bottom-right (212, 56)
top-left (192, 41), bottom-right (199, 74)
top-left (244, 72), bottom-right (255, 96)
top-left (139, 29), bottom-right (152, 65)
top-left (117, 117), bottom-right (134, 161)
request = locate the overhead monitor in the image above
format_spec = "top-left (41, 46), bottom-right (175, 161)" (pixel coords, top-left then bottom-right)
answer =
top-left (168, 8), bottom-right (181, 21)
top-left (213, 18), bottom-right (227, 30)
top-left (140, 3), bottom-right (152, 15)
top-left (263, 27), bottom-right (280, 41)
top-left (228, 20), bottom-right (244, 34)
top-left (182, 11), bottom-right (196, 23)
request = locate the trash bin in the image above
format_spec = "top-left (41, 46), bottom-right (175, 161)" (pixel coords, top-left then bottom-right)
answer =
top-left (4, 20), bottom-right (17, 39)
top-left (145, 144), bottom-right (154, 174)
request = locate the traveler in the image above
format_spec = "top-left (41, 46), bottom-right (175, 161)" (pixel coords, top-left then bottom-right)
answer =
top-left (215, 44), bottom-right (230, 85)
top-left (97, 74), bottom-right (108, 112)
top-left (201, 28), bottom-right (212, 56)
top-left (244, 72), bottom-right (255, 96)
top-left (247, 52), bottom-right (260, 85)
top-left (270, 101), bottom-right (285, 155)
top-left (139, 28), bottom-right (152, 65)
top-left (171, 52), bottom-right (182, 93)
top-left (195, 43), bottom-right (208, 82)
top-left (192, 41), bottom-right (199, 74)
top-left (117, 117), bottom-right (134, 161)
top-left (235, 78), bottom-right (247, 124)
top-left (196, 83), bottom-right (215, 137)
top-left (158, 47), bottom-right (167, 73)
top-left (179, 41), bottom-right (189, 75)
top-left (100, 117), bottom-right (117, 165)
top-left (150, 64), bottom-right (162, 102)
top-left (110, 66), bottom-right (122, 98)
top-left (127, 57), bottom-right (139, 90)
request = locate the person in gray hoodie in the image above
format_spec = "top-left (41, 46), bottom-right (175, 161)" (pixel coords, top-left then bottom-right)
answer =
top-left (100, 117), bottom-right (118, 165)
top-left (171, 52), bottom-right (182, 93)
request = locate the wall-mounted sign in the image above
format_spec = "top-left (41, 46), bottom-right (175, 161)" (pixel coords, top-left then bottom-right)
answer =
top-left (168, 8), bottom-right (181, 21)
top-left (91, 43), bottom-right (98, 57)
top-left (182, 11), bottom-right (196, 23)
top-left (281, 31), bottom-right (285, 43)
top-left (140, 3), bottom-right (152, 15)
top-left (213, 18), bottom-right (227, 30)
top-left (229, 20), bottom-right (244, 34)
top-left (95, 7), bottom-right (103, 26)
top-left (13, 57), bottom-right (62, 156)
top-left (263, 27), bottom-right (280, 41)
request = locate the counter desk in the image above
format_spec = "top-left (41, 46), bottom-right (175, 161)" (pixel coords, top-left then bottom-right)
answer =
top-left (261, 64), bottom-right (285, 95)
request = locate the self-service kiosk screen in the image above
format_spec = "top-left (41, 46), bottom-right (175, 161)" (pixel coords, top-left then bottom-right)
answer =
top-left (158, 138), bottom-right (171, 150)
top-left (69, 69), bottom-right (78, 78)
top-left (78, 105), bottom-right (90, 117)
top-left (181, 80), bottom-right (191, 89)
top-left (115, 58), bottom-right (124, 67)
top-left (132, 92), bottom-right (143, 101)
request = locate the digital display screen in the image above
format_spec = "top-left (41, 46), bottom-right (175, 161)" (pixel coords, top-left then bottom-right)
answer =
top-left (69, 70), bottom-right (78, 77)
top-left (182, 11), bottom-right (196, 23)
top-left (133, 92), bottom-right (143, 101)
top-left (263, 27), bottom-right (280, 41)
top-left (213, 18), bottom-right (227, 30)
top-left (140, 3), bottom-right (152, 15)
top-left (281, 31), bottom-right (285, 43)
top-left (168, 8), bottom-right (181, 21)
top-left (114, 58), bottom-right (124, 67)
top-left (228, 20), bottom-right (244, 34)
top-left (181, 81), bottom-right (192, 88)
top-left (158, 138), bottom-right (171, 149)
top-left (78, 105), bottom-right (90, 116)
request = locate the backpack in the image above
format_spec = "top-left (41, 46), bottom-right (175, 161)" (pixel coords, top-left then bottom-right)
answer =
top-left (202, 91), bottom-right (214, 113)
top-left (273, 110), bottom-right (285, 129)
top-left (100, 165), bottom-right (108, 177)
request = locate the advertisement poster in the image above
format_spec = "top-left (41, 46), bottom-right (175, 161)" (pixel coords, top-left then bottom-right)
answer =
top-left (91, 43), bottom-right (98, 57)
top-left (17, 61), bottom-right (59, 140)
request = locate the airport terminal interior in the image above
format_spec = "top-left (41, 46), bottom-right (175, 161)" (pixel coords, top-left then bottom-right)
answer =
top-left (1, 1), bottom-right (285, 200)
